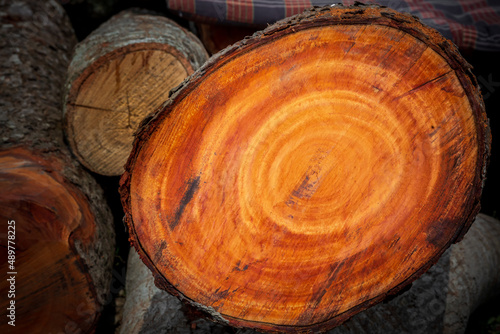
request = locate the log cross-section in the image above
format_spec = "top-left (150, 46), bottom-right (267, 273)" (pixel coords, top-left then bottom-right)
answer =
top-left (120, 4), bottom-right (490, 333)
top-left (64, 10), bottom-right (208, 176)
top-left (0, 1), bottom-right (115, 333)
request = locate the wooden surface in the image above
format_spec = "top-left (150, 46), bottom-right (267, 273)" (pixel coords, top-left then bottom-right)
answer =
top-left (120, 4), bottom-right (490, 333)
top-left (0, 1), bottom-right (115, 333)
top-left (0, 149), bottom-right (102, 333)
top-left (119, 213), bottom-right (500, 334)
top-left (64, 10), bottom-right (208, 176)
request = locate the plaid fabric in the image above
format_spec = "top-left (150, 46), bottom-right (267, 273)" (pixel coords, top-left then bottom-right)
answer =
top-left (166, 0), bottom-right (500, 51)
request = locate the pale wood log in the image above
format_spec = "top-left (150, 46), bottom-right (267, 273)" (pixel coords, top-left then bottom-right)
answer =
top-left (64, 9), bottom-right (209, 176)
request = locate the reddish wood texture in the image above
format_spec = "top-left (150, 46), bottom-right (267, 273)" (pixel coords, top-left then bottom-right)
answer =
top-left (120, 4), bottom-right (490, 333)
top-left (0, 148), bottom-right (101, 333)
top-left (0, 1), bottom-right (115, 332)
top-left (120, 213), bottom-right (500, 334)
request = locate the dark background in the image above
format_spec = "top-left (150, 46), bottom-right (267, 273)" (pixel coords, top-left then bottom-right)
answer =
top-left (57, 0), bottom-right (500, 333)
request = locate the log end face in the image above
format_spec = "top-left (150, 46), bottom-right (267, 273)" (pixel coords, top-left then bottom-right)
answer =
top-left (64, 9), bottom-right (209, 176)
top-left (65, 45), bottom-right (193, 176)
top-left (0, 148), bottom-right (102, 333)
top-left (121, 4), bottom-right (490, 332)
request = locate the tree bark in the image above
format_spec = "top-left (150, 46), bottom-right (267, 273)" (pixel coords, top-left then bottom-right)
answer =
top-left (119, 214), bottom-right (500, 334)
top-left (119, 248), bottom-right (234, 334)
top-left (0, 1), bottom-right (115, 333)
top-left (120, 4), bottom-right (490, 333)
top-left (64, 9), bottom-right (209, 176)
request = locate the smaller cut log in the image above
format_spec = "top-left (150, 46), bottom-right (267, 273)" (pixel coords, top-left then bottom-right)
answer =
top-left (0, 1), bottom-right (115, 333)
top-left (119, 214), bottom-right (500, 334)
top-left (64, 10), bottom-right (209, 176)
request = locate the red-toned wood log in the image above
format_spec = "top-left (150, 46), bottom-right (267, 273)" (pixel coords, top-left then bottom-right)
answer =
top-left (0, 1), bottom-right (115, 333)
top-left (120, 4), bottom-right (490, 333)
top-left (63, 10), bottom-right (208, 176)
top-left (119, 214), bottom-right (500, 334)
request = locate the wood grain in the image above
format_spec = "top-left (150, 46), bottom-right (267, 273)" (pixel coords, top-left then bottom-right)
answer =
top-left (120, 4), bottom-right (490, 332)
top-left (64, 10), bottom-right (208, 176)
top-left (118, 214), bottom-right (500, 334)
top-left (0, 1), bottom-right (115, 332)
top-left (0, 149), bottom-right (100, 334)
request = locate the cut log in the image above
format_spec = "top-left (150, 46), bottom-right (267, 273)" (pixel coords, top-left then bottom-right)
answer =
top-left (119, 4), bottom-right (490, 333)
top-left (0, 1), bottom-right (115, 333)
top-left (64, 10), bottom-right (209, 176)
top-left (119, 214), bottom-right (500, 334)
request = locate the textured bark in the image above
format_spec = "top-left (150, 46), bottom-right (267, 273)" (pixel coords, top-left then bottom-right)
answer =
top-left (120, 214), bottom-right (500, 334)
top-left (119, 249), bottom-right (237, 334)
top-left (120, 4), bottom-right (490, 333)
top-left (64, 9), bottom-right (209, 176)
top-left (0, 0), bottom-right (115, 333)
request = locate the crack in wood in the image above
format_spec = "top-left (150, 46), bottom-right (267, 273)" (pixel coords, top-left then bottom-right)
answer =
top-left (68, 103), bottom-right (113, 112)
top-left (126, 92), bottom-right (132, 130)
top-left (394, 70), bottom-right (454, 101)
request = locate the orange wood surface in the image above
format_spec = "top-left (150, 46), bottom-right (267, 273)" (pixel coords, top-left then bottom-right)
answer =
top-left (0, 149), bottom-right (99, 334)
top-left (120, 5), bottom-right (490, 332)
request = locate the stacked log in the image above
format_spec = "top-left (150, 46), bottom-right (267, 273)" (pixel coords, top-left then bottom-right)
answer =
top-left (0, 1), bottom-right (115, 333)
top-left (2, 1), bottom-right (497, 333)
top-left (120, 4), bottom-right (490, 332)
top-left (63, 10), bottom-right (209, 176)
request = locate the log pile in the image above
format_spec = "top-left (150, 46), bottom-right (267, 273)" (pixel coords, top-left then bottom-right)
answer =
top-left (1, 1), bottom-right (499, 333)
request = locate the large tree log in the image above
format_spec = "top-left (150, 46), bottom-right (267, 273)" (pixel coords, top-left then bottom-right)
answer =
top-left (0, 1), bottom-right (115, 333)
top-left (119, 4), bottom-right (490, 333)
top-left (63, 10), bottom-right (209, 176)
top-left (119, 214), bottom-right (500, 334)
